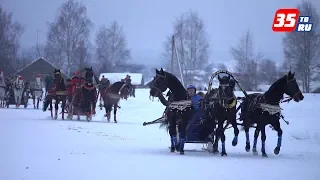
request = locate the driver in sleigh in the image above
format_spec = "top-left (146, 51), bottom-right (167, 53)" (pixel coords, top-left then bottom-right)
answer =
top-left (185, 85), bottom-right (204, 141)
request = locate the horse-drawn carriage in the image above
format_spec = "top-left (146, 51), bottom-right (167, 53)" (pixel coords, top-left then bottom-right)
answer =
top-left (144, 68), bottom-right (304, 157)
top-left (5, 76), bottom-right (29, 108)
top-left (144, 70), bottom-right (247, 152)
top-left (65, 68), bottom-right (99, 121)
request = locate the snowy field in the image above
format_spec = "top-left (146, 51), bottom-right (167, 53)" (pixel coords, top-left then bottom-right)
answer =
top-left (1, 89), bottom-right (320, 180)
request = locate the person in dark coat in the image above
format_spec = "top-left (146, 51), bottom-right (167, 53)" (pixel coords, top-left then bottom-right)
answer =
top-left (45, 73), bottom-right (54, 93)
top-left (185, 85), bottom-right (204, 141)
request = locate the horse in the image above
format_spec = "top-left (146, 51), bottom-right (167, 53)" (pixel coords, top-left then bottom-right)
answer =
top-left (68, 67), bottom-right (98, 121)
top-left (12, 76), bottom-right (25, 108)
top-left (119, 82), bottom-right (132, 100)
top-left (207, 75), bottom-right (238, 156)
top-left (240, 71), bottom-right (304, 157)
top-left (149, 68), bottom-right (192, 155)
top-left (0, 70), bottom-right (6, 107)
top-left (31, 74), bottom-right (44, 109)
top-left (43, 69), bottom-right (67, 119)
top-left (100, 81), bottom-right (130, 123)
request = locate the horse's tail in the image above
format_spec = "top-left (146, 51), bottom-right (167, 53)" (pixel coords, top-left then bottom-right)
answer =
top-left (159, 117), bottom-right (169, 131)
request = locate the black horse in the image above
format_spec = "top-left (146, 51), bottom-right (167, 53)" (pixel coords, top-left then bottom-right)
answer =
top-left (43, 69), bottom-right (67, 119)
top-left (150, 68), bottom-right (192, 155)
top-left (100, 81), bottom-right (130, 123)
top-left (82, 67), bottom-right (98, 120)
top-left (240, 71), bottom-right (304, 157)
top-left (208, 75), bottom-right (239, 156)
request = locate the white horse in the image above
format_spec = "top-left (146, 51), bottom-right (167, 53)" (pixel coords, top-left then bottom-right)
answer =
top-left (12, 76), bottom-right (25, 108)
top-left (31, 75), bottom-right (44, 109)
top-left (0, 70), bottom-right (6, 107)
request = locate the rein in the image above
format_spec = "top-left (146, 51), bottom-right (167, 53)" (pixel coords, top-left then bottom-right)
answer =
top-left (150, 74), bottom-right (167, 96)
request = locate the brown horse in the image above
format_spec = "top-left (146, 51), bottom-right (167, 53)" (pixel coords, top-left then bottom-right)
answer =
top-left (43, 69), bottom-right (67, 119)
top-left (99, 81), bottom-right (131, 123)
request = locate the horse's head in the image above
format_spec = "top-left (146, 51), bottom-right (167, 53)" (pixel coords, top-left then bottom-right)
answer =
top-left (16, 76), bottom-right (24, 85)
top-left (35, 74), bottom-right (41, 84)
top-left (84, 67), bottom-right (94, 84)
top-left (54, 69), bottom-right (62, 80)
top-left (218, 75), bottom-right (235, 100)
top-left (283, 71), bottom-right (304, 102)
top-left (150, 68), bottom-right (168, 97)
top-left (120, 83), bottom-right (132, 99)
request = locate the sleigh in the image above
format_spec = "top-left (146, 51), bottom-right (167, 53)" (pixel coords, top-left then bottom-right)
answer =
top-left (5, 87), bottom-right (29, 108)
top-left (143, 111), bottom-right (216, 151)
top-left (66, 85), bottom-right (97, 121)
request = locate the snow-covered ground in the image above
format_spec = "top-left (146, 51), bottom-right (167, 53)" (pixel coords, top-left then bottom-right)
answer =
top-left (1, 89), bottom-right (320, 180)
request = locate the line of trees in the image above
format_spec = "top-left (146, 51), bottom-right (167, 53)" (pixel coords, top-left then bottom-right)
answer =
top-left (161, 1), bottom-right (319, 92)
top-left (0, 0), bottom-right (132, 76)
top-left (1, 0), bottom-right (319, 92)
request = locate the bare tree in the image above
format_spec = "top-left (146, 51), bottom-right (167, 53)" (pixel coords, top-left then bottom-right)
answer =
top-left (283, 1), bottom-right (320, 92)
top-left (45, 0), bottom-right (92, 75)
top-left (230, 30), bottom-right (261, 90)
top-left (163, 11), bottom-right (210, 85)
top-left (73, 40), bottom-right (92, 71)
top-left (95, 21), bottom-right (131, 73)
top-left (258, 58), bottom-right (278, 84)
top-left (0, 6), bottom-right (24, 74)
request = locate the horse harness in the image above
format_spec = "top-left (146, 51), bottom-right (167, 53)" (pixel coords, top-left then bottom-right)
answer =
top-left (150, 74), bottom-right (168, 96)
top-left (247, 95), bottom-right (282, 116)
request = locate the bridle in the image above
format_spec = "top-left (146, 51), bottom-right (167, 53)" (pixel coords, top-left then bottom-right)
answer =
top-left (283, 76), bottom-right (301, 102)
top-left (150, 74), bottom-right (168, 97)
top-left (217, 80), bottom-right (236, 108)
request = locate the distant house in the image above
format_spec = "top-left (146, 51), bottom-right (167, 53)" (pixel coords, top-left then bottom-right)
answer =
top-left (99, 73), bottom-right (144, 87)
top-left (15, 57), bottom-right (68, 82)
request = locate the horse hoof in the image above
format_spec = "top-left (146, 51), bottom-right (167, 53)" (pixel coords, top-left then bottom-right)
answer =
top-left (180, 150), bottom-right (184, 155)
top-left (170, 147), bottom-right (175, 152)
top-left (221, 152), bottom-right (227, 156)
top-left (245, 144), bottom-right (251, 152)
top-left (262, 153), bottom-right (268, 158)
top-left (274, 147), bottom-right (280, 155)
top-left (252, 148), bottom-right (258, 155)
top-left (232, 139), bottom-right (238, 146)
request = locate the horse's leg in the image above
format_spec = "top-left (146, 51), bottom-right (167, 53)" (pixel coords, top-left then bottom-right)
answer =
top-left (272, 120), bottom-right (283, 155)
top-left (54, 100), bottom-right (59, 119)
top-left (104, 103), bottom-right (111, 122)
top-left (231, 108), bottom-right (240, 146)
top-left (168, 111), bottom-right (178, 152)
top-left (217, 120), bottom-right (227, 156)
top-left (113, 103), bottom-right (117, 123)
top-left (13, 89), bottom-right (18, 108)
top-left (252, 126), bottom-right (261, 155)
top-left (177, 115), bottom-right (189, 155)
top-left (244, 123), bottom-right (251, 152)
top-left (260, 125), bottom-right (267, 157)
top-left (37, 97), bottom-right (40, 109)
top-left (33, 95), bottom-right (36, 108)
top-left (17, 90), bottom-right (22, 108)
top-left (212, 119), bottom-right (220, 153)
top-left (75, 104), bottom-right (80, 120)
top-left (61, 99), bottom-right (66, 120)
top-left (50, 100), bottom-right (53, 118)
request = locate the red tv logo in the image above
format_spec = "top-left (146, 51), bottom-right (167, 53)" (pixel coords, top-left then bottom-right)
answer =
top-left (272, 8), bottom-right (300, 32)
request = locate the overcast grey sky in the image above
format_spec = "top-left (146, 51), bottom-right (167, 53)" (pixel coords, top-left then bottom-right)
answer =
top-left (2, 0), bottom-right (319, 67)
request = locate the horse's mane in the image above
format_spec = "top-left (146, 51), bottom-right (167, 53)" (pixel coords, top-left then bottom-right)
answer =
top-left (109, 81), bottom-right (125, 93)
top-left (264, 75), bottom-right (287, 102)
top-left (163, 71), bottom-right (188, 100)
